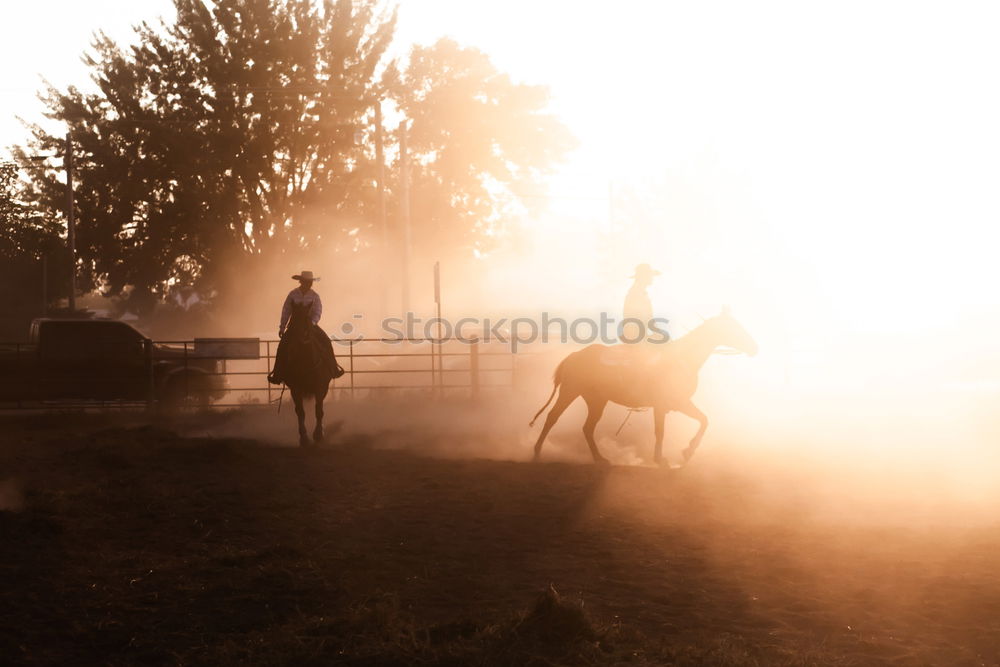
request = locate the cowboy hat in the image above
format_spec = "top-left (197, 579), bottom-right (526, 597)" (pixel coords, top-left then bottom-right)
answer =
top-left (630, 263), bottom-right (661, 279)
top-left (292, 270), bottom-right (320, 281)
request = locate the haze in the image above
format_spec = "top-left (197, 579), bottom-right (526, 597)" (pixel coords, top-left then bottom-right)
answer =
top-left (3, 1), bottom-right (998, 497)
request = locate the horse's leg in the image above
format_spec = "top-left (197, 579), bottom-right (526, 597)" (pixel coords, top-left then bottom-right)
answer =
top-left (292, 389), bottom-right (309, 448)
top-left (675, 399), bottom-right (708, 462)
top-left (313, 386), bottom-right (326, 444)
top-left (582, 397), bottom-right (609, 465)
top-left (653, 405), bottom-right (668, 464)
top-left (532, 388), bottom-right (579, 461)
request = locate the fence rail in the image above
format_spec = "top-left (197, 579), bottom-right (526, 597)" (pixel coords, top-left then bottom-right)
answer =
top-left (0, 336), bottom-right (518, 411)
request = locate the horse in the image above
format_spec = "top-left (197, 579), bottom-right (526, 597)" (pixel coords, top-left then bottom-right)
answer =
top-left (529, 307), bottom-right (757, 465)
top-left (281, 301), bottom-right (333, 447)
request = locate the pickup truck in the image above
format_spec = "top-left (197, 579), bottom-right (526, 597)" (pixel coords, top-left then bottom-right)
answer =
top-left (0, 318), bottom-right (233, 406)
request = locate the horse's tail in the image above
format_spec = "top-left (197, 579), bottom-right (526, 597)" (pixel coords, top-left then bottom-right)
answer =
top-left (528, 359), bottom-right (565, 427)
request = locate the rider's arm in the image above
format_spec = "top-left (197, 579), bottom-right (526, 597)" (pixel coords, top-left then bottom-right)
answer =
top-left (279, 291), bottom-right (293, 333)
top-left (311, 292), bottom-right (322, 325)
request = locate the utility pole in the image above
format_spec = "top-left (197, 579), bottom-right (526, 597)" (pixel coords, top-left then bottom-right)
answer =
top-left (433, 260), bottom-right (442, 391)
top-left (374, 101), bottom-right (389, 318)
top-left (41, 254), bottom-right (48, 316)
top-left (399, 122), bottom-right (412, 314)
top-left (65, 132), bottom-right (76, 312)
top-left (375, 102), bottom-right (388, 254)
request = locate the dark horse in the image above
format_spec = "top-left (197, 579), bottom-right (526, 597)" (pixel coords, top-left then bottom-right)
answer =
top-left (282, 302), bottom-right (333, 447)
top-left (529, 308), bottom-right (757, 465)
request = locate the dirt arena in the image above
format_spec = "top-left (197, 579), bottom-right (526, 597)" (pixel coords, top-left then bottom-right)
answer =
top-left (1, 406), bottom-right (998, 665)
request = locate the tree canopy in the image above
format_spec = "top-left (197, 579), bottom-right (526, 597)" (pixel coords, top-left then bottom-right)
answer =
top-left (15, 0), bottom-right (573, 314)
top-left (0, 161), bottom-right (71, 335)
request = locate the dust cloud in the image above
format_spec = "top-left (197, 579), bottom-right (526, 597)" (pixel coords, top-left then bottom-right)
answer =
top-left (184, 332), bottom-right (1000, 539)
top-left (168, 156), bottom-right (1000, 545)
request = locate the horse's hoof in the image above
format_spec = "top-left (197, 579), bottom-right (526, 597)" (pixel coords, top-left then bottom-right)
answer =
top-left (681, 447), bottom-right (694, 462)
top-left (299, 436), bottom-right (310, 448)
top-left (594, 457), bottom-right (611, 467)
top-left (313, 433), bottom-right (324, 446)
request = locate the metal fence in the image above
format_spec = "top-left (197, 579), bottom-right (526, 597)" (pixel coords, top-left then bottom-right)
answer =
top-left (232, 336), bottom-right (517, 407)
top-left (0, 336), bottom-right (518, 410)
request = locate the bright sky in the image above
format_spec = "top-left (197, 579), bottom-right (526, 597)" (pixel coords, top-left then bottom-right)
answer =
top-left (3, 1), bottom-right (999, 349)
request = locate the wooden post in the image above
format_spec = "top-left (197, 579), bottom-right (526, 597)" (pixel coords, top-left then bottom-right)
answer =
top-left (399, 123), bottom-right (412, 314)
top-left (375, 101), bottom-right (388, 318)
top-left (65, 132), bottom-right (76, 312)
top-left (349, 338), bottom-right (355, 398)
top-left (470, 338), bottom-right (479, 399)
top-left (41, 254), bottom-right (47, 315)
top-left (266, 340), bottom-right (272, 406)
top-left (434, 260), bottom-right (442, 392)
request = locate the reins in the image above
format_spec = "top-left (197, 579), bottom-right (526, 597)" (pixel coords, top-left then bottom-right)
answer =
top-left (275, 383), bottom-right (286, 413)
top-left (615, 407), bottom-right (647, 435)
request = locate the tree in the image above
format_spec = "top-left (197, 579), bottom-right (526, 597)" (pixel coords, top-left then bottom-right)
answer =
top-left (388, 38), bottom-right (576, 263)
top-left (0, 162), bottom-right (70, 337)
top-left (16, 0), bottom-right (572, 315)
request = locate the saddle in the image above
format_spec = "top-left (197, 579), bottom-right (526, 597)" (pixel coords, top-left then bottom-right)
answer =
top-left (308, 327), bottom-right (345, 379)
top-left (598, 345), bottom-right (664, 368)
top-left (600, 345), bottom-right (665, 400)
top-left (269, 326), bottom-right (344, 384)
top-left (598, 346), bottom-right (632, 367)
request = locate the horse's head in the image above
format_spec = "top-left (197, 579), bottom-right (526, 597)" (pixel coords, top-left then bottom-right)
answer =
top-left (707, 306), bottom-right (758, 356)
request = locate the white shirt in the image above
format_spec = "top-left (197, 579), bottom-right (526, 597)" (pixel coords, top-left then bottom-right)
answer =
top-left (280, 288), bottom-right (322, 331)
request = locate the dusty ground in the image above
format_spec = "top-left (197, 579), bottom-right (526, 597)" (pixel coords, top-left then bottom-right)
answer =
top-left (1, 408), bottom-right (999, 665)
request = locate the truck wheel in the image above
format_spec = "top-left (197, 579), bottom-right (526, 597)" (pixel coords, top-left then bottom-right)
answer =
top-left (161, 375), bottom-right (211, 410)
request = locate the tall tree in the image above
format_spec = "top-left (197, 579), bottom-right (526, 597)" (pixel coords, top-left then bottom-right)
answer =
top-left (16, 0), bottom-right (572, 314)
top-left (0, 162), bottom-right (70, 336)
top-left (388, 38), bottom-right (575, 263)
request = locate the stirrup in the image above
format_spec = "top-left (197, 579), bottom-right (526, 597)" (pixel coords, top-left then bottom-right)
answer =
top-left (267, 373), bottom-right (283, 385)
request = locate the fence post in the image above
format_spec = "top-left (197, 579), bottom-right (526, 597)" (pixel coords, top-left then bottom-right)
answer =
top-left (266, 340), bottom-right (272, 406)
top-left (431, 338), bottom-right (439, 396)
top-left (470, 338), bottom-right (479, 399)
top-left (349, 339), bottom-right (355, 397)
top-left (510, 346), bottom-right (517, 391)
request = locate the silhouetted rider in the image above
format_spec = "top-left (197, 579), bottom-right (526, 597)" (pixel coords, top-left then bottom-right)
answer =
top-left (268, 271), bottom-right (343, 384)
top-left (621, 263), bottom-right (660, 345)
